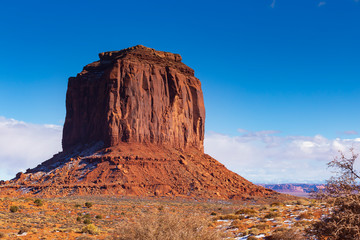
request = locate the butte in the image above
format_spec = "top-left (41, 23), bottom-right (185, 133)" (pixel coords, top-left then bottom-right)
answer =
top-left (1, 45), bottom-right (277, 200)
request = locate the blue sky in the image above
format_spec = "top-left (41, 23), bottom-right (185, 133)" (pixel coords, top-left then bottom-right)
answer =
top-left (1, 0), bottom-right (360, 182)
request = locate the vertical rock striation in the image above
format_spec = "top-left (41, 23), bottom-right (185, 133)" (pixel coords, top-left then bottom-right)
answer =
top-left (62, 45), bottom-right (205, 152)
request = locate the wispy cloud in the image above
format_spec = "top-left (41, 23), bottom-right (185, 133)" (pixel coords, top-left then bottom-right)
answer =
top-left (343, 130), bottom-right (358, 135)
top-left (270, 0), bottom-right (276, 8)
top-left (205, 130), bottom-right (360, 184)
top-left (0, 117), bottom-right (62, 180)
top-left (318, 1), bottom-right (326, 7)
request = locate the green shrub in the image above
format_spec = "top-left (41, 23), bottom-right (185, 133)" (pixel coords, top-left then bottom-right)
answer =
top-left (10, 206), bottom-right (19, 213)
top-left (85, 202), bottom-right (93, 208)
top-left (34, 199), bottom-right (43, 207)
top-left (83, 219), bottom-right (92, 224)
top-left (74, 204), bottom-right (81, 208)
top-left (95, 215), bottom-right (103, 219)
top-left (76, 216), bottom-right (82, 222)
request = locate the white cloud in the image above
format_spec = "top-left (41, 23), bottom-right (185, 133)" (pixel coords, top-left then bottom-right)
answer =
top-left (204, 130), bottom-right (360, 184)
top-left (0, 116), bottom-right (62, 180)
top-left (1, 116), bottom-right (359, 185)
top-left (318, 1), bottom-right (326, 7)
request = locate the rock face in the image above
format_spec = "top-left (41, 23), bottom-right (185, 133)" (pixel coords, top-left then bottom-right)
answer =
top-left (1, 46), bottom-right (278, 200)
top-left (62, 45), bottom-right (205, 152)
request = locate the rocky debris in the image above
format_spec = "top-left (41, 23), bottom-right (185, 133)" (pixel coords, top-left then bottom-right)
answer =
top-left (2, 143), bottom-right (275, 199)
top-left (1, 46), bottom-right (277, 200)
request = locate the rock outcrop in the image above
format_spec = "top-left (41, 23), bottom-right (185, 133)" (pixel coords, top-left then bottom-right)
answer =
top-left (62, 45), bottom-right (204, 152)
top-left (0, 45), bottom-right (278, 200)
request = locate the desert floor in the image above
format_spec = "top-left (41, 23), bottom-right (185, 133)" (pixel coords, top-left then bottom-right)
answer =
top-left (0, 195), bottom-right (328, 239)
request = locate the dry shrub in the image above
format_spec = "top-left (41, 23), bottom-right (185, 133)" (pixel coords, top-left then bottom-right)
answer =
top-left (230, 219), bottom-right (242, 227)
top-left (249, 227), bottom-right (260, 235)
top-left (230, 219), bottom-right (247, 230)
top-left (256, 223), bottom-right (270, 230)
top-left (264, 212), bottom-right (280, 219)
top-left (297, 212), bottom-right (312, 219)
top-left (296, 199), bottom-right (309, 206)
top-left (309, 194), bottom-right (360, 239)
top-left (76, 236), bottom-right (95, 240)
top-left (268, 228), bottom-right (304, 240)
top-left (294, 220), bottom-right (312, 228)
top-left (81, 224), bottom-right (99, 235)
top-left (214, 214), bottom-right (243, 220)
top-left (270, 202), bottom-right (285, 207)
top-left (18, 227), bottom-right (28, 234)
top-left (235, 208), bottom-right (258, 215)
top-left (309, 149), bottom-right (360, 239)
top-left (111, 210), bottom-right (223, 240)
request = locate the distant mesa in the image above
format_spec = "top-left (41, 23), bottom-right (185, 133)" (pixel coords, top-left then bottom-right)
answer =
top-left (1, 45), bottom-right (278, 200)
top-left (259, 184), bottom-right (325, 197)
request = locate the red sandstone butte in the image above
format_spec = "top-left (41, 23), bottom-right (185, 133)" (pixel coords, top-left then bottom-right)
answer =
top-left (0, 45), bottom-right (277, 200)
top-left (63, 45), bottom-right (204, 152)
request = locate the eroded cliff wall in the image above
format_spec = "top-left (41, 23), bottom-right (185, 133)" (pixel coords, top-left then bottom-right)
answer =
top-left (62, 45), bottom-right (205, 152)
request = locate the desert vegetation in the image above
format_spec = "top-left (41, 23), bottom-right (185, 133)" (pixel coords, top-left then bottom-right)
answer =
top-left (0, 195), bottom-right (327, 239)
top-left (307, 148), bottom-right (360, 239)
top-left (1, 150), bottom-right (359, 239)
top-left (212, 198), bottom-right (327, 239)
top-left (0, 196), bottom-right (228, 239)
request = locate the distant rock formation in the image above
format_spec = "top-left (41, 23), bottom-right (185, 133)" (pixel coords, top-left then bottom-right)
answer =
top-left (259, 184), bottom-right (325, 197)
top-left (1, 46), bottom-right (278, 200)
